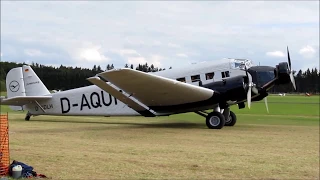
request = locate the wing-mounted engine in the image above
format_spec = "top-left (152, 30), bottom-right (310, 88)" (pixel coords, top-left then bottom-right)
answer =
top-left (247, 47), bottom-right (297, 112)
top-left (256, 47), bottom-right (296, 92)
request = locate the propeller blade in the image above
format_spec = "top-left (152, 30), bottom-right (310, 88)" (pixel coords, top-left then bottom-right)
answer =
top-left (247, 86), bottom-right (251, 109)
top-left (287, 46), bottom-right (296, 90)
top-left (264, 97), bottom-right (269, 113)
top-left (290, 73), bottom-right (296, 90)
top-left (245, 65), bottom-right (248, 77)
top-left (287, 46), bottom-right (291, 69)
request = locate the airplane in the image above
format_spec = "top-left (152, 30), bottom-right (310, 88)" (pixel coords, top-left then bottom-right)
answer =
top-left (0, 47), bottom-right (296, 129)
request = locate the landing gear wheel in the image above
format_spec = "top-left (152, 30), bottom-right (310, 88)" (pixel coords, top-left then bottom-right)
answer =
top-left (225, 111), bottom-right (237, 126)
top-left (25, 115), bottom-right (30, 121)
top-left (206, 112), bottom-right (225, 129)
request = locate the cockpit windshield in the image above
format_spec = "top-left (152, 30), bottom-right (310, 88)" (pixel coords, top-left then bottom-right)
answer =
top-left (230, 59), bottom-right (253, 70)
top-left (248, 66), bottom-right (276, 88)
top-left (256, 71), bottom-right (275, 87)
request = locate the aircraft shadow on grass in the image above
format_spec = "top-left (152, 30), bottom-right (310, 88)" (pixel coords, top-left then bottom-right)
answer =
top-left (29, 119), bottom-right (206, 129)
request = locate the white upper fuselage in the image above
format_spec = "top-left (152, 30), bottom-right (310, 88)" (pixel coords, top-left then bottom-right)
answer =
top-left (152, 58), bottom-right (253, 85)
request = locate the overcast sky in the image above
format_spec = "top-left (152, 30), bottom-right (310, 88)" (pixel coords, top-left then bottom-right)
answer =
top-left (1, 1), bottom-right (319, 71)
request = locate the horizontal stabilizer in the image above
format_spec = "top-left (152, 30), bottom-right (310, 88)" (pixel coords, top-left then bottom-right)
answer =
top-left (0, 96), bottom-right (52, 106)
top-left (87, 76), bottom-right (155, 117)
top-left (97, 68), bottom-right (215, 110)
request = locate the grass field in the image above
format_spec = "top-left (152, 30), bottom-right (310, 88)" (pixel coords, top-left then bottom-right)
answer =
top-left (0, 95), bottom-right (319, 179)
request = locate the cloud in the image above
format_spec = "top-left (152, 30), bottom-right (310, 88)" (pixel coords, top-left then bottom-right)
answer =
top-left (153, 41), bottom-right (162, 46)
top-left (176, 53), bottom-right (188, 58)
top-left (126, 55), bottom-right (162, 67)
top-left (168, 43), bottom-right (180, 48)
top-left (115, 49), bottom-right (141, 57)
top-left (24, 49), bottom-right (46, 57)
top-left (79, 48), bottom-right (109, 62)
top-left (70, 44), bottom-right (109, 63)
top-left (127, 57), bottom-right (146, 66)
top-left (0, 53), bottom-right (2, 57)
top-left (0, 1), bottom-right (318, 71)
top-left (149, 55), bottom-right (162, 67)
top-left (113, 48), bottom-right (163, 67)
top-left (266, 51), bottom-right (285, 57)
top-left (299, 45), bottom-right (316, 58)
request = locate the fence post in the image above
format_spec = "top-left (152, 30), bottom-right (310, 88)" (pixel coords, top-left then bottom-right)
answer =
top-left (0, 113), bottom-right (9, 177)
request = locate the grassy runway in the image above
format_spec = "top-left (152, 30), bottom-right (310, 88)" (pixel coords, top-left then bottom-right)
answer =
top-left (0, 95), bottom-right (319, 179)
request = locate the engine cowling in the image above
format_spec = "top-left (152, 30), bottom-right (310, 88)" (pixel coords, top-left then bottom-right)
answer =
top-left (275, 62), bottom-right (291, 85)
top-left (203, 75), bottom-right (248, 102)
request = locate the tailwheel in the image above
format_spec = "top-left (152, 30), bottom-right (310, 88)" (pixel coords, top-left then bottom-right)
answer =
top-left (25, 115), bottom-right (30, 121)
top-left (225, 111), bottom-right (237, 126)
top-left (206, 112), bottom-right (225, 129)
top-left (25, 111), bottom-right (31, 121)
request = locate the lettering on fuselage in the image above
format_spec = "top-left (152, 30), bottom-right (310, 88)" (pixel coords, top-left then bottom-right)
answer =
top-left (35, 104), bottom-right (53, 111)
top-left (60, 91), bottom-right (118, 114)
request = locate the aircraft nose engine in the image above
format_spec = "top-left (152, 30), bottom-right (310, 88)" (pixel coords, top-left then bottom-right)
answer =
top-left (204, 75), bottom-right (249, 103)
top-left (275, 47), bottom-right (296, 90)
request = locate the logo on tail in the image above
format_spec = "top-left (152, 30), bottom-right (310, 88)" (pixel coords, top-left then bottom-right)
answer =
top-left (9, 81), bottom-right (20, 92)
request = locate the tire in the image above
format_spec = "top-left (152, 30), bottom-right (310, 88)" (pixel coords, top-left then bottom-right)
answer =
top-left (206, 112), bottom-right (225, 129)
top-left (225, 111), bottom-right (237, 126)
top-left (25, 115), bottom-right (30, 121)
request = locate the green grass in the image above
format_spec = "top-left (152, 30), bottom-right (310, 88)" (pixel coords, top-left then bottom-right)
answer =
top-left (4, 113), bottom-right (319, 179)
top-left (0, 91), bottom-right (6, 96)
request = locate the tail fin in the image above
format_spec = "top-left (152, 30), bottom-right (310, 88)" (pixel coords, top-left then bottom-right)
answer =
top-left (5, 67), bottom-right (26, 110)
top-left (6, 67), bottom-right (26, 98)
top-left (22, 65), bottom-right (50, 96)
top-left (4, 65), bottom-right (51, 111)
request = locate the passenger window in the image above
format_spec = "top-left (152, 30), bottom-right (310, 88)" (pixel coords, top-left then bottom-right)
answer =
top-left (205, 72), bottom-right (214, 80)
top-left (176, 77), bottom-right (186, 83)
top-left (191, 75), bottom-right (200, 82)
top-left (225, 71), bottom-right (230, 77)
top-left (221, 72), bottom-right (225, 78)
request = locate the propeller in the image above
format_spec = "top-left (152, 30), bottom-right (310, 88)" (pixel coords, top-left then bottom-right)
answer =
top-left (264, 97), bottom-right (269, 113)
top-left (244, 66), bottom-right (259, 109)
top-left (287, 46), bottom-right (296, 90)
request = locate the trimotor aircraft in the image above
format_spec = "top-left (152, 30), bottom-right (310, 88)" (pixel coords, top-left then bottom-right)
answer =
top-left (1, 47), bottom-right (296, 129)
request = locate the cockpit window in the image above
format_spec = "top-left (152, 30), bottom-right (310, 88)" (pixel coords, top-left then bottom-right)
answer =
top-left (235, 62), bottom-right (242, 68)
top-left (257, 71), bottom-right (275, 86)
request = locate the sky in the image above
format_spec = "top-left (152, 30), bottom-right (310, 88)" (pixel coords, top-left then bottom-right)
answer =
top-left (1, 1), bottom-right (319, 71)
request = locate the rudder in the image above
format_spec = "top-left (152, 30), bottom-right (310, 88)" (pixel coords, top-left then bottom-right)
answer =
top-left (22, 65), bottom-right (50, 96)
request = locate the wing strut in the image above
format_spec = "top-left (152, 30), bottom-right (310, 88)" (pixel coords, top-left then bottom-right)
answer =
top-left (34, 100), bottom-right (46, 113)
top-left (87, 76), bottom-right (155, 117)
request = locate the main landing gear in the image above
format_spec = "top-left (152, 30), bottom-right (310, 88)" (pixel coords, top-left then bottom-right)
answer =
top-left (195, 107), bottom-right (237, 129)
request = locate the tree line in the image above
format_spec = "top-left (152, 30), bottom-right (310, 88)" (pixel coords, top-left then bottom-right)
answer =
top-left (0, 61), bottom-right (171, 91)
top-left (0, 61), bottom-right (319, 93)
top-left (272, 68), bottom-right (320, 94)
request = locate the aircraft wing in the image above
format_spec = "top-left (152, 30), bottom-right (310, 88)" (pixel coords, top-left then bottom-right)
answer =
top-left (87, 76), bottom-right (155, 117)
top-left (96, 68), bottom-right (219, 113)
top-left (0, 96), bottom-right (52, 106)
